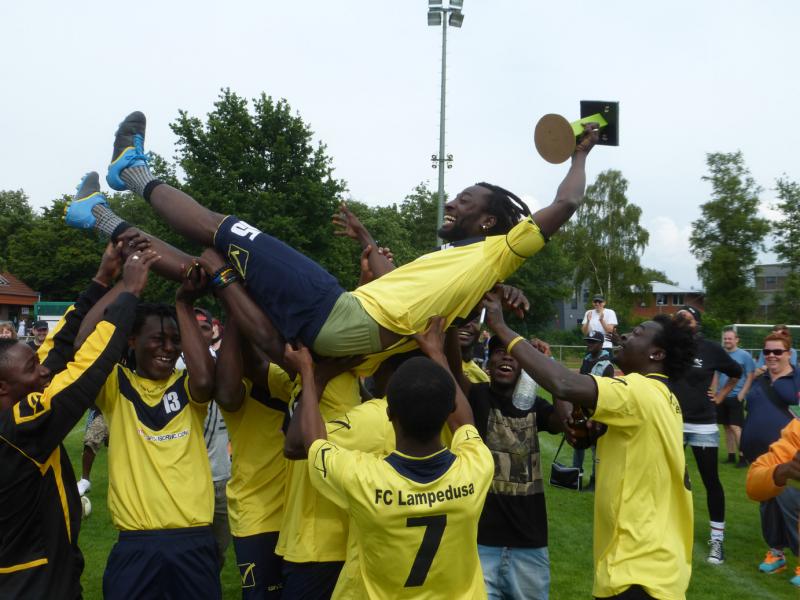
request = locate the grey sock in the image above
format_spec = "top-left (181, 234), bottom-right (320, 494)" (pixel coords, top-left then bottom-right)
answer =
top-left (121, 165), bottom-right (156, 197)
top-left (92, 204), bottom-right (125, 238)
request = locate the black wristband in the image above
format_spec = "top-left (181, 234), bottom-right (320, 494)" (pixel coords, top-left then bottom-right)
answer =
top-left (143, 179), bottom-right (165, 203)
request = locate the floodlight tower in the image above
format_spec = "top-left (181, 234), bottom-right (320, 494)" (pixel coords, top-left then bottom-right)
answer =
top-left (428, 0), bottom-right (464, 244)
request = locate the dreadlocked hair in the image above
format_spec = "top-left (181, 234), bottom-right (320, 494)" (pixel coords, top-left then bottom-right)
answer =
top-left (125, 303), bottom-right (178, 368)
top-left (475, 182), bottom-right (531, 235)
top-left (652, 314), bottom-right (696, 380)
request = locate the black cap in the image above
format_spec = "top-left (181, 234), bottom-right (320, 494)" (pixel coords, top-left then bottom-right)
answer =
top-left (33, 320), bottom-right (48, 330)
top-left (584, 331), bottom-right (605, 344)
top-left (193, 307), bottom-right (213, 324)
top-left (592, 294), bottom-right (605, 302)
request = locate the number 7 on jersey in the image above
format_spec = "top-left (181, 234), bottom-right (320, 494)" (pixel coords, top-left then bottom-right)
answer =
top-left (404, 514), bottom-right (447, 587)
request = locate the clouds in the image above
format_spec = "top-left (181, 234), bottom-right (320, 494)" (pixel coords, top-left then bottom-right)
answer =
top-left (640, 217), bottom-right (699, 289)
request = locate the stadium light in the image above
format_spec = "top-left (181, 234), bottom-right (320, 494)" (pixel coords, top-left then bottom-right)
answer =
top-left (427, 0), bottom-right (465, 245)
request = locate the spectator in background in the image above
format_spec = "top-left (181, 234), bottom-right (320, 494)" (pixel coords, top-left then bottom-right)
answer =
top-left (672, 305), bottom-right (742, 565)
top-left (27, 320), bottom-right (48, 351)
top-left (572, 331), bottom-right (614, 491)
top-left (741, 332), bottom-right (800, 582)
top-left (716, 328), bottom-right (756, 468)
top-left (755, 325), bottom-right (798, 377)
top-left (0, 321), bottom-right (16, 339)
top-left (581, 295), bottom-right (617, 350)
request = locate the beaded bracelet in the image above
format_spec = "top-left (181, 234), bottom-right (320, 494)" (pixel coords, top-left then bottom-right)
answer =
top-left (506, 335), bottom-right (525, 354)
top-left (211, 266), bottom-right (239, 289)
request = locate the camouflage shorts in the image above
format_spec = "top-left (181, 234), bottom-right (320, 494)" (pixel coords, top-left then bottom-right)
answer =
top-left (83, 412), bottom-right (109, 454)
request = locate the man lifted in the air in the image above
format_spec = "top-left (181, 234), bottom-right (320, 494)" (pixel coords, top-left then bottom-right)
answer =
top-left (66, 111), bottom-right (598, 372)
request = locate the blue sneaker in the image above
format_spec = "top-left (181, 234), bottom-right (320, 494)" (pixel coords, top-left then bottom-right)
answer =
top-left (106, 111), bottom-right (148, 191)
top-left (790, 566), bottom-right (800, 587)
top-left (759, 550), bottom-right (787, 574)
top-left (64, 172), bottom-right (108, 230)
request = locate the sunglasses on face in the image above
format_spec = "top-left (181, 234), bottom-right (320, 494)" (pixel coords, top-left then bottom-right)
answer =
top-left (593, 300), bottom-right (603, 304)
top-left (763, 348), bottom-right (787, 356)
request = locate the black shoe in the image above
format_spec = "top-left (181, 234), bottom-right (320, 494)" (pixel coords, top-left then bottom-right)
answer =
top-left (736, 458), bottom-right (748, 468)
top-left (725, 454), bottom-right (736, 464)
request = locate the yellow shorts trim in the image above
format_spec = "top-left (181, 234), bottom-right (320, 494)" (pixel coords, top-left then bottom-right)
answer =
top-left (0, 557), bottom-right (48, 574)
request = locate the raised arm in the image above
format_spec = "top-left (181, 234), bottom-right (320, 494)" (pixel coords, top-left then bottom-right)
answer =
top-left (283, 343), bottom-right (326, 455)
top-left (532, 125), bottom-right (599, 238)
top-left (333, 202), bottom-right (395, 281)
top-left (197, 248), bottom-right (286, 365)
top-left (213, 317), bottom-right (246, 412)
top-left (483, 292), bottom-right (598, 409)
top-left (3, 251), bottom-right (157, 462)
top-left (174, 269), bottom-right (215, 404)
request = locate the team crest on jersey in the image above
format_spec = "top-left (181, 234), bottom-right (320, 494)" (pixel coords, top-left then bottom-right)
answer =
top-left (228, 244), bottom-right (250, 279)
top-left (692, 357), bottom-right (703, 368)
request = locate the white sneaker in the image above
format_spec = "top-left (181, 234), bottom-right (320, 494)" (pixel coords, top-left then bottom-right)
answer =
top-left (77, 478), bottom-right (91, 496)
top-left (707, 539), bottom-right (725, 564)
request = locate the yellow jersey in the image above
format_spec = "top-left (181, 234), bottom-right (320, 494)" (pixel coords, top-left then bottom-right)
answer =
top-left (463, 360), bottom-right (490, 384)
top-left (276, 371), bottom-right (361, 562)
top-left (308, 424), bottom-right (493, 599)
top-left (591, 373), bottom-right (693, 600)
top-left (96, 366), bottom-right (213, 531)
top-left (222, 365), bottom-right (294, 537)
top-left (352, 218), bottom-right (544, 337)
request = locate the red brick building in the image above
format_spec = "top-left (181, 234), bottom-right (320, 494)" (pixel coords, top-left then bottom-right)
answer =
top-left (633, 281), bottom-right (704, 319)
top-left (0, 272), bottom-right (39, 325)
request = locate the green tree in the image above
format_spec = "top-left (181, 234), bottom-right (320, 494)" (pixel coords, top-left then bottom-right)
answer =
top-left (560, 169), bottom-right (650, 313)
top-left (170, 89), bottom-right (348, 281)
top-left (768, 177), bottom-right (800, 322)
top-left (642, 268), bottom-right (677, 286)
top-left (689, 152), bottom-right (769, 322)
top-left (0, 190), bottom-right (36, 270)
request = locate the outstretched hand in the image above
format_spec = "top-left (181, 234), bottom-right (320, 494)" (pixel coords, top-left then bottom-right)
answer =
top-left (332, 201), bottom-right (366, 241)
top-left (121, 250), bottom-right (160, 297)
top-left (116, 227), bottom-right (152, 259)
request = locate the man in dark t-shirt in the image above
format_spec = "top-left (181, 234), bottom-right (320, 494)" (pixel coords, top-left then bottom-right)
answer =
top-left (457, 335), bottom-right (565, 599)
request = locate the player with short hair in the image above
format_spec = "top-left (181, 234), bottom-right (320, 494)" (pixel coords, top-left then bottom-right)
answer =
top-left (0, 249), bottom-right (156, 599)
top-left (284, 317), bottom-right (494, 598)
top-left (65, 111), bottom-right (597, 374)
top-left (482, 292), bottom-right (696, 600)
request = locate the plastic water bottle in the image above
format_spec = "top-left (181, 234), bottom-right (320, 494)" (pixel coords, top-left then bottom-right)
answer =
top-left (512, 370), bottom-right (538, 410)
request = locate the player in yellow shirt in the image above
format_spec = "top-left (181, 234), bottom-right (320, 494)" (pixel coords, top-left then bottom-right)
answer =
top-left (482, 292), bottom-right (696, 600)
top-left (0, 249), bottom-right (154, 600)
top-left (214, 317), bottom-right (294, 599)
top-left (76, 263), bottom-right (219, 599)
top-left (69, 111), bottom-right (598, 373)
top-left (284, 317), bottom-right (494, 599)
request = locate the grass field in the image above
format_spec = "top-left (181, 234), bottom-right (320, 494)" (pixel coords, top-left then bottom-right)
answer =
top-left (64, 422), bottom-right (799, 599)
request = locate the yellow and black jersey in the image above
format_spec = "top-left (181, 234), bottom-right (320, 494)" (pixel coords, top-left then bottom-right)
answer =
top-left (0, 292), bottom-right (137, 599)
top-left (308, 424), bottom-right (494, 599)
top-left (276, 371), bottom-right (361, 563)
top-left (96, 366), bottom-right (214, 531)
top-left (222, 365), bottom-right (294, 537)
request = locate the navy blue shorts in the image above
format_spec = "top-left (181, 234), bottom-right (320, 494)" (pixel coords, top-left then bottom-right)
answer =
top-left (233, 532), bottom-right (283, 599)
top-left (282, 560), bottom-right (344, 600)
top-left (214, 216), bottom-right (344, 346)
top-left (102, 526), bottom-right (221, 600)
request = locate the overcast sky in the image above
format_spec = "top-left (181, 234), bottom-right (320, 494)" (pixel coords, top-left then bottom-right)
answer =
top-left (1, 1), bottom-right (796, 290)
